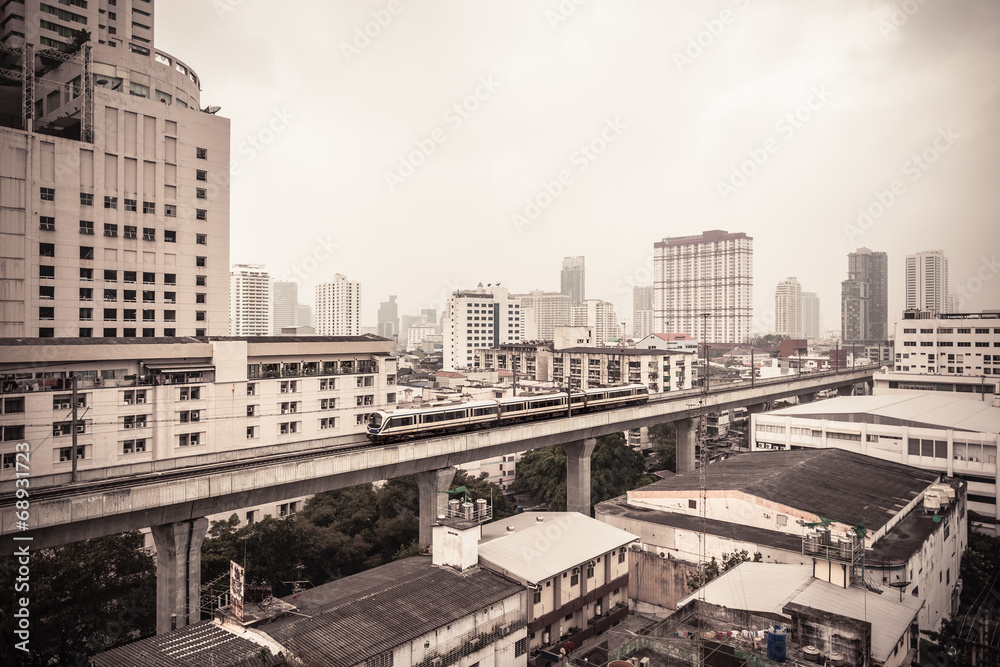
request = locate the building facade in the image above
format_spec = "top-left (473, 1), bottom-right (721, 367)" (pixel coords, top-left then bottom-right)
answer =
top-left (272, 280), bottom-right (298, 334)
top-left (377, 294), bottom-right (399, 341)
top-left (632, 285), bottom-right (654, 339)
top-left (892, 311), bottom-right (1000, 379)
top-left (775, 277), bottom-right (803, 339)
top-left (315, 273), bottom-right (360, 336)
top-left (513, 290), bottom-right (570, 342)
top-left (570, 299), bottom-right (619, 346)
top-left (841, 247), bottom-right (888, 342)
top-left (550, 347), bottom-right (694, 393)
top-left (442, 284), bottom-right (522, 370)
top-left (653, 230), bottom-right (753, 344)
top-left (229, 264), bottom-right (271, 336)
top-left (906, 250), bottom-right (949, 315)
top-left (802, 291), bottom-right (820, 339)
top-left (0, 1), bottom-right (231, 338)
top-left (560, 256), bottom-right (585, 303)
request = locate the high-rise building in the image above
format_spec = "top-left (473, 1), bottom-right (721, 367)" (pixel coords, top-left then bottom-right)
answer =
top-left (512, 290), bottom-right (570, 341)
top-left (571, 299), bottom-right (619, 346)
top-left (442, 284), bottom-right (521, 370)
top-left (296, 303), bottom-right (312, 328)
top-left (632, 286), bottom-right (654, 339)
top-left (315, 274), bottom-right (360, 336)
top-left (272, 281), bottom-right (298, 334)
top-left (229, 264), bottom-right (271, 336)
top-left (653, 230), bottom-right (753, 344)
top-left (841, 248), bottom-right (888, 342)
top-left (560, 256), bottom-right (585, 303)
top-left (774, 277), bottom-right (803, 339)
top-left (377, 295), bottom-right (399, 340)
top-left (905, 250), bottom-right (949, 315)
top-left (801, 292), bottom-right (820, 340)
top-left (0, 3), bottom-right (231, 338)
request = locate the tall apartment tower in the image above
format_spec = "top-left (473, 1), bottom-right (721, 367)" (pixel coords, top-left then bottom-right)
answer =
top-left (774, 277), bottom-right (803, 339)
top-left (632, 285), bottom-right (654, 339)
top-left (841, 248), bottom-right (888, 342)
top-left (272, 281), bottom-right (298, 334)
top-left (229, 264), bottom-right (271, 336)
top-left (801, 291), bottom-right (820, 339)
top-left (905, 250), bottom-right (949, 315)
top-left (512, 290), bottom-right (570, 341)
top-left (296, 303), bottom-right (312, 328)
top-left (571, 299), bottom-right (619, 346)
top-left (653, 230), bottom-right (753, 344)
top-left (315, 274), bottom-right (360, 336)
top-left (442, 284), bottom-right (521, 370)
top-left (377, 295), bottom-right (399, 340)
top-left (560, 256), bottom-right (585, 304)
top-left (0, 1), bottom-right (231, 338)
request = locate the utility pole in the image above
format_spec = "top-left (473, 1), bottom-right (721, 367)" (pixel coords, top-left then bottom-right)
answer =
top-left (511, 351), bottom-right (518, 397)
top-left (70, 373), bottom-right (79, 482)
top-left (751, 347), bottom-right (755, 388)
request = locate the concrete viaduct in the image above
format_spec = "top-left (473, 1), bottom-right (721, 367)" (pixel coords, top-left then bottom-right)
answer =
top-left (1, 368), bottom-right (873, 633)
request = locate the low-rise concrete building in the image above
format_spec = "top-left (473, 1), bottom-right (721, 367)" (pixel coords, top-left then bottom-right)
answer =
top-left (635, 332), bottom-right (700, 354)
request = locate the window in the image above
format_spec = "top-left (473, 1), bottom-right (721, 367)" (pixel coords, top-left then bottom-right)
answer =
top-left (247, 383), bottom-right (257, 396)
top-left (320, 417), bottom-right (336, 429)
top-left (279, 422), bottom-right (299, 435)
top-left (142, 227), bottom-right (154, 241)
top-left (196, 233), bottom-right (207, 245)
top-left (40, 265), bottom-right (55, 279)
top-left (142, 290), bottom-right (155, 303)
top-left (104, 223), bottom-right (118, 237)
top-left (3, 397), bottom-right (25, 414)
top-left (195, 275), bottom-right (205, 286)
top-left (533, 590), bottom-right (541, 604)
top-left (246, 426), bottom-right (256, 439)
top-left (103, 308), bottom-right (117, 321)
top-left (179, 387), bottom-right (201, 400)
top-left (196, 293), bottom-right (206, 304)
top-left (80, 192), bottom-right (94, 206)
top-left (143, 202), bottom-right (155, 214)
top-left (196, 147), bottom-right (207, 159)
top-left (164, 273), bottom-right (176, 285)
top-left (586, 563), bottom-right (595, 578)
top-left (164, 291), bottom-right (176, 304)
top-left (40, 187), bottom-right (55, 201)
top-left (196, 209), bottom-right (207, 221)
top-left (39, 242), bottom-right (55, 257)
top-left (3, 425), bottom-right (26, 441)
top-left (123, 289), bottom-right (136, 302)
top-left (124, 271), bottom-right (136, 283)
top-left (164, 230), bottom-right (176, 242)
top-left (196, 256), bottom-right (206, 267)
top-left (321, 398), bottom-right (337, 410)
top-left (123, 225), bottom-right (137, 239)
top-left (196, 187), bottom-right (207, 199)
top-left (104, 269), bottom-right (117, 282)
top-left (39, 216), bottom-right (55, 231)
top-left (570, 573), bottom-right (579, 586)
top-left (123, 390), bottom-right (147, 405)
top-left (124, 198), bottom-right (137, 212)
top-left (79, 308), bottom-right (93, 321)
top-left (142, 272), bottom-right (155, 284)
top-left (39, 285), bottom-right (54, 300)
top-left (122, 414), bottom-right (147, 429)
top-left (163, 310), bottom-right (176, 322)
top-left (179, 410), bottom-right (200, 423)
top-left (39, 306), bottom-right (54, 320)
top-left (142, 309), bottom-right (154, 322)
top-left (80, 220), bottom-right (94, 234)
top-left (104, 195), bottom-right (117, 209)
top-left (619, 550), bottom-right (626, 564)
top-left (164, 204), bottom-right (176, 217)
top-left (164, 328), bottom-right (175, 336)
top-left (196, 311), bottom-right (205, 321)
top-left (58, 446), bottom-right (86, 462)
top-left (178, 432), bottom-right (202, 447)
top-left (122, 439), bottom-right (146, 454)
top-left (54, 421), bottom-right (86, 437)
top-left (320, 378), bottom-right (337, 390)
top-left (123, 309), bottom-right (136, 322)
top-left (196, 169), bottom-right (207, 181)
top-left (515, 637), bottom-right (527, 657)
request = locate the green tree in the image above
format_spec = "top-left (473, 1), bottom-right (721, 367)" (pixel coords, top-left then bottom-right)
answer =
top-left (648, 422), bottom-right (677, 472)
top-left (0, 532), bottom-right (156, 667)
top-left (451, 469), bottom-right (516, 520)
top-left (686, 549), bottom-right (763, 591)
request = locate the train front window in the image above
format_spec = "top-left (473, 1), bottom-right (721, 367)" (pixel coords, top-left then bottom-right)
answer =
top-left (368, 413), bottom-right (383, 429)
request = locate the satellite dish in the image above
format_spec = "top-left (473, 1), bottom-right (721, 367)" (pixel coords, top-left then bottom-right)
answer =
top-left (202, 105), bottom-right (221, 114)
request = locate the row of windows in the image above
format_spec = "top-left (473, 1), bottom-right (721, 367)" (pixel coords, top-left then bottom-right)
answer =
top-left (39, 266), bottom-right (207, 287)
top-left (42, 219), bottom-right (207, 245)
top-left (39, 243), bottom-right (208, 264)
top-left (39, 287), bottom-right (191, 304)
top-left (39, 307), bottom-right (205, 322)
top-left (36, 327), bottom-right (196, 338)
top-left (903, 327), bottom-right (998, 335)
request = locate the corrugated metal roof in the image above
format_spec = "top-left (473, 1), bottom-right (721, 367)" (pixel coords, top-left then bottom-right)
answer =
top-left (677, 562), bottom-right (814, 614)
top-left (92, 621), bottom-right (283, 667)
top-left (767, 391), bottom-right (1000, 433)
top-left (477, 512), bottom-right (638, 583)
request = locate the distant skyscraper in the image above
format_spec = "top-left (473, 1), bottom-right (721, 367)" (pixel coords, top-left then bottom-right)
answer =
top-left (571, 299), bottom-right (619, 346)
top-left (315, 274), bottom-right (361, 336)
top-left (801, 292), bottom-right (820, 339)
top-left (632, 286), bottom-right (654, 338)
top-left (841, 248), bottom-right (888, 341)
top-left (653, 230), bottom-right (753, 344)
top-left (513, 291), bottom-right (570, 341)
top-left (377, 295), bottom-right (399, 340)
top-left (774, 277), bottom-right (803, 339)
top-left (273, 281), bottom-right (298, 334)
top-left (560, 256), bottom-right (586, 303)
top-left (905, 251), bottom-right (949, 314)
top-left (442, 284), bottom-right (521, 369)
top-left (229, 264), bottom-right (272, 336)
top-left (297, 304), bottom-right (313, 328)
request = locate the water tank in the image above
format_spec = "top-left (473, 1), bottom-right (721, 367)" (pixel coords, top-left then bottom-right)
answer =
top-left (837, 536), bottom-right (854, 560)
top-left (802, 645), bottom-right (821, 662)
top-left (819, 526), bottom-right (832, 546)
top-left (931, 484), bottom-right (955, 504)
top-left (804, 530), bottom-right (819, 554)
top-left (766, 625), bottom-right (787, 662)
top-left (448, 499), bottom-right (460, 514)
top-left (829, 651), bottom-right (845, 666)
top-left (475, 498), bottom-right (487, 516)
top-left (923, 492), bottom-right (941, 513)
top-left (462, 502), bottom-right (474, 520)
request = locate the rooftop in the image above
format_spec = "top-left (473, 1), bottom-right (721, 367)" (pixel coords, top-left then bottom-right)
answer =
top-left (0, 334), bottom-right (390, 346)
top-left (554, 346), bottom-right (691, 356)
top-left (655, 229), bottom-right (752, 247)
top-left (92, 621), bottom-right (284, 667)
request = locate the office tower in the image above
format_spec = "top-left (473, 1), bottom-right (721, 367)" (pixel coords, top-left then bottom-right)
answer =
top-left (297, 303), bottom-right (312, 328)
top-left (377, 295), bottom-right (399, 340)
top-left (512, 290), bottom-right (570, 341)
top-left (315, 274), bottom-right (360, 336)
top-left (272, 281), bottom-right (298, 334)
top-left (442, 284), bottom-right (521, 370)
top-left (632, 285), bottom-right (654, 338)
top-left (0, 3), bottom-right (230, 337)
top-left (653, 230), bottom-right (753, 344)
top-left (905, 251), bottom-right (949, 315)
top-left (229, 264), bottom-right (271, 335)
top-left (841, 248), bottom-right (888, 342)
top-left (571, 299), bottom-right (619, 346)
top-left (560, 256), bottom-right (585, 304)
top-left (801, 292), bottom-right (820, 340)
top-left (774, 277), bottom-right (803, 339)
top-left (840, 279), bottom-right (868, 342)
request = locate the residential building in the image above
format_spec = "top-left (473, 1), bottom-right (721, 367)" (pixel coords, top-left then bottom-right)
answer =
top-left (441, 283), bottom-right (521, 370)
top-left (842, 247), bottom-right (888, 342)
top-left (272, 281), bottom-right (298, 334)
top-left (550, 347), bottom-right (694, 393)
top-left (906, 250), bottom-right (949, 314)
top-left (460, 453), bottom-right (522, 493)
top-left (94, 555), bottom-right (527, 666)
top-left (653, 230), bottom-right (753, 344)
top-left (750, 392), bottom-right (999, 534)
top-left (802, 291), bottom-right (821, 339)
top-left (0, 336), bottom-right (397, 480)
top-left (229, 264), bottom-right (271, 336)
top-left (512, 290), bottom-right (570, 342)
top-left (296, 303), bottom-right (312, 328)
top-left (597, 449), bottom-right (966, 632)
top-left (774, 277), bottom-right (803, 339)
top-left (560, 256), bottom-right (585, 303)
top-left (570, 299), bottom-right (619, 346)
top-left (377, 294), bottom-right (399, 341)
top-left (632, 285), bottom-right (654, 339)
top-left (0, 2), bottom-right (231, 338)
top-left (476, 342), bottom-right (553, 382)
top-left (315, 273), bottom-right (360, 336)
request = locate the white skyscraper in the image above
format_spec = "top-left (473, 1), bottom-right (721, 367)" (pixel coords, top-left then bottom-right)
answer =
top-left (774, 277), bottom-right (803, 339)
top-left (315, 274), bottom-right (361, 336)
top-left (571, 299), bottom-right (619, 346)
top-left (633, 286), bottom-right (654, 338)
top-left (272, 281), bottom-right (298, 334)
top-left (560, 256), bottom-right (586, 303)
top-left (512, 290), bottom-right (570, 341)
top-left (905, 251), bottom-right (950, 314)
top-left (229, 265), bottom-right (272, 336)
top-left (442, 284), bottom-right (522, 370)
top-left (801, 292), bottom-right (821, 340)
top-left (653, 230), bottom-right (753, 344)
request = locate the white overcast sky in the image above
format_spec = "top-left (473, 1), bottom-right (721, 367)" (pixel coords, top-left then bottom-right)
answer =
top-left (156, 0), bottom-right (1000, 333)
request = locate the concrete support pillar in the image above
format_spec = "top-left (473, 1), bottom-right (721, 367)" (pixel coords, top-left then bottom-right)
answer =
top-left (151, 517), bottom-right (209, 635)
top-left (675, 418), bottom-right (697, 472)
top-left (416, 467), bottom-right (456, 550)
top-left (799, 392), bottom-right (817, 404)
top-left (564, 438), bottom-right (597, 515)
top-left (838, 384), bottom-right (855, 397)
top-left (746, 403), bottom-right (768, 414)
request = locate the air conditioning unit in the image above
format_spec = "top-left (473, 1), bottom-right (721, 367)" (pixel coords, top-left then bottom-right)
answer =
top-left (659, 551), bottom-right (667, 559)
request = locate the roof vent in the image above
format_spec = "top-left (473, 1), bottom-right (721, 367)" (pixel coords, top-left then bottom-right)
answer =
top-left (536, 516), bottom-right (544, 523)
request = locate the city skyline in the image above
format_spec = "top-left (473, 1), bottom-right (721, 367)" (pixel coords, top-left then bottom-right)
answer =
top-left (155, 1), bottom-right (1000, 330)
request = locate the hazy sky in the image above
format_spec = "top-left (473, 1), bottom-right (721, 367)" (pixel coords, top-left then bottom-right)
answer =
top-left (156, 0), bottom-right (999, 333)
